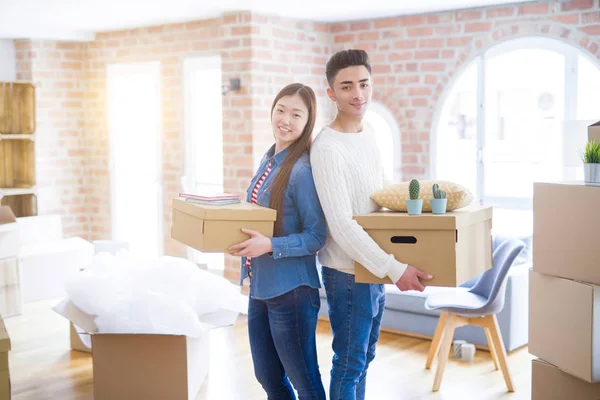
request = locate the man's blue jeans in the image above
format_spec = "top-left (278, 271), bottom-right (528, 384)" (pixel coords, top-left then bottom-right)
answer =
top-left (321, 266), bottom-right (386, 400)
top-left (248, 285), bottom-right (326, 400)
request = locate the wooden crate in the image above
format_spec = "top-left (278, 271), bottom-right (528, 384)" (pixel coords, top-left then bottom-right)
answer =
top-left (0, 139), bottom-right (35, 188)
top-left (0, 194), bottom-right (37, 218)
top-left (0, 82), bottom-right (35, 135)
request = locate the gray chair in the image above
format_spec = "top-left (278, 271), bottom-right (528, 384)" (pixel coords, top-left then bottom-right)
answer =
top-left (423, 237), bottom-right (526, 392)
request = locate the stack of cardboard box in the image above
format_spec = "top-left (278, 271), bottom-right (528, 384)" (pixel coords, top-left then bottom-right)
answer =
top-left (529, 126), bottom-right (600, 399)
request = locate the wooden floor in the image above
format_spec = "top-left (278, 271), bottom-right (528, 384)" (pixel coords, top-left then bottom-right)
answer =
top-left (4, 299), bottom-right (534, 400)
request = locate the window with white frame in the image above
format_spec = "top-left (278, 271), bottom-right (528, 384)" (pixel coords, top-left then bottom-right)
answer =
top-left (365, 101), bottom-right (402, 184)
top-left (107, 61), bottom-right (163, 258)
top-left (433, 37), bottom-right (600, 236)
top-left (182, 55), bottom-right (225, 271)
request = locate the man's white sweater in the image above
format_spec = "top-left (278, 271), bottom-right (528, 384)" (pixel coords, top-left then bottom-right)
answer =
top-left (310, 125), bottom-right (407, 283)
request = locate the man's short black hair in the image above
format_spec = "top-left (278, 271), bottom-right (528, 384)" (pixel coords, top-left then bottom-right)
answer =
top-left (325, 49), bottom-right (372, 88)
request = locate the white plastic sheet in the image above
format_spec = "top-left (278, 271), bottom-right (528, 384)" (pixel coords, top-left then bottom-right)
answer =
top-left (63, 251), bottom-right (246, 337)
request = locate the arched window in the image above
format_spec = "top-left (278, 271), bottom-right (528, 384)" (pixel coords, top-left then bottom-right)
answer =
top-left (433, 37), bottom-right (600, 236)
top-left (365, 101), bottom-right (402, 183)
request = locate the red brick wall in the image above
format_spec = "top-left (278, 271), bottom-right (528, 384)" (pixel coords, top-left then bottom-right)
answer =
top-left (330, 0), bottom-right (600, 179)
top-left (15, 40), bottom-right (89, 238)
top-left (249, 14), bottom-right (332, 165)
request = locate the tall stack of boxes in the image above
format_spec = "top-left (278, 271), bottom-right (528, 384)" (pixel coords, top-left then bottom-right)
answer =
top-left (529, 125), bottom-right (600, 399)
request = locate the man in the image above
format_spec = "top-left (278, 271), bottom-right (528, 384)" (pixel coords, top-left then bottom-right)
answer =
top-left (310, 49), bottom-right (433, 400)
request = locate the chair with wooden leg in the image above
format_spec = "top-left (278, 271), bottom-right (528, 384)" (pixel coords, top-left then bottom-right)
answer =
top-left (423, 237), bottom-right (526, 392)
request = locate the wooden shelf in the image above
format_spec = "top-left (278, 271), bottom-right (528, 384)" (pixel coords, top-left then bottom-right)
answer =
top-left (0, 192), bottom-right (37, 217)
top-left (0, 81), bottom-right (37, 218)
top-left (0, 134), bottom-right (34, 141)
top-left (0, 188), bottom-right (36, 197)
top-left (0, 82), bottom-right (36, 135)
top-left (0, 139), bottom-right (35, 188)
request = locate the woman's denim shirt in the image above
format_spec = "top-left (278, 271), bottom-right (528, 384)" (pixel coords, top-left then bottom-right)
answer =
top-left (240, 145), bottom-right (326, 300)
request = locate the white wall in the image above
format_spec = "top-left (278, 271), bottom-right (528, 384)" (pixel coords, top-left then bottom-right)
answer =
top-left (0, 40), bottom-right (16, 81)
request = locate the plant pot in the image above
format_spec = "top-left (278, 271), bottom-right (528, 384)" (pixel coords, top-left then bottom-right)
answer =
top-left (584, 163), bottom-right (600, 186)
top-left (430, 198), bottom-right (448, 215)
top-left (406, 199), bottom-right (423, 215)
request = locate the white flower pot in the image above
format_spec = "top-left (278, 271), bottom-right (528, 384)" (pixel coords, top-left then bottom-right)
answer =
top-left (584, 163), bottom-right (600, 186)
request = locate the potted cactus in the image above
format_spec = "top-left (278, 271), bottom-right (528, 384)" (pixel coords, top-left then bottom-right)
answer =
top-left (406, 179), bottom-right (423, 215)
top-left (430, 183), bottom-right (448, 214)
top-left (582, 140), bottom-right (600, 186)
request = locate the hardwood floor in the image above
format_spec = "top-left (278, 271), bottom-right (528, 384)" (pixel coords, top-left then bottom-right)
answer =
top-left (4, 299), bottom-right (534, 399)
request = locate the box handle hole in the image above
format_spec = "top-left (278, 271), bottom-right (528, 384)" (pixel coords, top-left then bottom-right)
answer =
top-left (390, 236), bottom-right (417, 244)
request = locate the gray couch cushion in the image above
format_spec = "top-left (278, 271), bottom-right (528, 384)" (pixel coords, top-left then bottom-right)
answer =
top-left (319, 278), bottom-right (473, 316)
top-left (384, 285), bottom-right (470, 316)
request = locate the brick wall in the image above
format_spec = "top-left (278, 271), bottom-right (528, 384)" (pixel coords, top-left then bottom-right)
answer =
top-left (13, 0), bottom-right (600, 281)
top-left (330, 0), bottom-right (600, 179)
top-left (15, 40), bottom-right (89, 237)
top-left (248, 14), bottom-right (332, 166)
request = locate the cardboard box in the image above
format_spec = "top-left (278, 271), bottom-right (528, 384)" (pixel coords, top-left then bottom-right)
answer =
top-left (529, 270), bottom-right (600, 383)
top-left (0, 317), bottom-right (11, 400)
top-left (54, 299), bottom-right (238, 400)
top-left (532, 358), bottom-right (600, 400)
top-left (589, 120), bottom-right (600, 142)
top-left (533, 182), bottom-right (600, 286)
top-left (171, 198), bottom-right (277, 253)
top-left (0, 207), bottom-right (18, 260)
top-left (353, 205), bottom-right (492, 286)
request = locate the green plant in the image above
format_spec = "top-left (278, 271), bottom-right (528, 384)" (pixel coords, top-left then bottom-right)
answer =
top-left (581, 140), bottom-right (600, 164)
top-left (409, 179), bottom-right (420, 200)
top-left (432, 183), bottom-right (447, 199)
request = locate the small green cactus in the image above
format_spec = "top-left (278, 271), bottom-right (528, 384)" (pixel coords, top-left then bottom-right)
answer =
top-left (409, 179), bottom-right (420, 200)
top-left (432, 183), bottom-right (447, 199)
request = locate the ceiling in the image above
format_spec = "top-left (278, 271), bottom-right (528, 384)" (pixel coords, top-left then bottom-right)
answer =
top-left (0, 0), bottom-right (532, 41)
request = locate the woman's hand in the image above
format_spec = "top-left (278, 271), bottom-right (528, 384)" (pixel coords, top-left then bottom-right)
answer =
top-left (228, 229), bottom-right (273, 258)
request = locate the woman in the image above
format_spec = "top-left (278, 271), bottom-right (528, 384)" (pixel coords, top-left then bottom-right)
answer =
top-left (228, 83), bottom-right (327, 400)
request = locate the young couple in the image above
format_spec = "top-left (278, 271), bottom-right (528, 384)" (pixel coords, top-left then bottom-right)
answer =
top-left (229, 49), bottom-right (433, 400)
